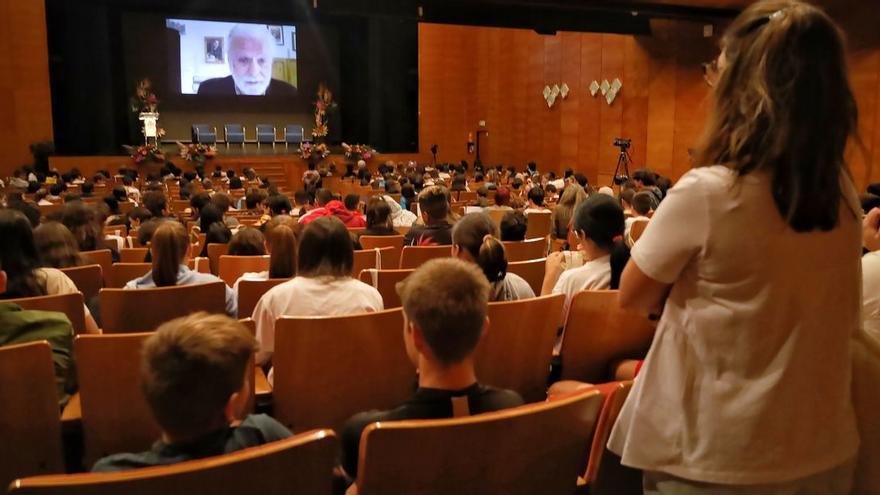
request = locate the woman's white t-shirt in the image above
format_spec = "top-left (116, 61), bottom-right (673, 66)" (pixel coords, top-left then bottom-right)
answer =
top-left (861, 251), bottom-right (880, 343)
top-left (552, 255), bottom-right (611, 322)
top-left (252, 276), bottom-right (384, 365)
top-left (608, 166), bottom-right (860, 484)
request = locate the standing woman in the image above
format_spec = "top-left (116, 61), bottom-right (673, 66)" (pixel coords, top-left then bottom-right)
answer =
top-left (610, 2), bottom-right (861, 493)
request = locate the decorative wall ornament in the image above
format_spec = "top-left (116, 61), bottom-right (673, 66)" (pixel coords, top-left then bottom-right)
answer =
top-left (600, 79), bottom-right (610, 95)
top-left (588, 78), bottom-right (622, 106)
top-left (560, 83), bottom-right (570, 99)
top-left (589, 81), bottom-right (600, 96)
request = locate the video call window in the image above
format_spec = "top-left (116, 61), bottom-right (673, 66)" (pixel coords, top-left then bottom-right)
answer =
top-left (166, 18), bottom-right (297, 96)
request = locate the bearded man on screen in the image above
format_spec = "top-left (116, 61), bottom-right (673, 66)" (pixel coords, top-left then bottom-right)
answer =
top-left (197, 24), bottom-right (297, 97)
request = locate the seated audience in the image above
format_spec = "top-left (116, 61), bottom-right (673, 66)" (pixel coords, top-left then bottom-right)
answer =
top-left (624, 190), bottom-right (653, 242)
top-left (252, 216), bottom-right (383, 367)
top-left (125, 221), bottom-right (237, 317)
top-left (128, 207), bottom-right (152, 230)
top-left (551, 184), bottom-right (587, 241)
top-left (486, 187), bottom-right (514, 212)
top-left (361, 197), bottom-right (399, 237)
top-left (385, 195), bottom-right (417, 227)
top-left (142, 191), bottom-right (169, 219)
top-left (92, 313), bottom-right (291, 471)
top-left (862, 207), bottom-right (880, 342)
top-left (227, 228), bottom-right (266, 256)
top-left (452, 213), bottom-right (534, 301)
top-left (0, 260), bottom-right (76, 406)
top-left (404, 186), bottom-right (453, 246)
top-left (0, 209), bottom-right (99, 333)
top-left (523, 186), bottom-right (549, 215)
top-left (61, 201), bottom-right (119, 260)
top-left (198, 204), bottom-right (233, 257)
top-left (232, 215), bottom-right (299, 299)
top-left (33, 221), bottom-right (84, 269)
top-left (266, 194), bottom-right (292, 216)
top-left (211, 193), bottom-right (240, 229)
top-left (499, 211), bottom-right (527, 242)
top-left (298, 197), bottom-right (366, 228)
top-left (340, 258), bottom-right (524, 481)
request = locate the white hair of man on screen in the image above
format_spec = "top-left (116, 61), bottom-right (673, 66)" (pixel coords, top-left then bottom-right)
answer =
top-left (227, 24), bottom-right (276, 96)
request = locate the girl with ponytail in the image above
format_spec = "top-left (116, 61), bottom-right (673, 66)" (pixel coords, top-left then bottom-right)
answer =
top-left (125, 220), bottom-right (237, 316)
top-left (232, 215), bottom-right (300, 301)
top-left (451, 213), bottom-right (535, 302)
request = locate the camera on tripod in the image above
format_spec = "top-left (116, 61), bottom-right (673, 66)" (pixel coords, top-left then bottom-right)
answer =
top-left (611, 137), bottom-right (633, 186)
top-left (614, 137), bottom-right (632, 150)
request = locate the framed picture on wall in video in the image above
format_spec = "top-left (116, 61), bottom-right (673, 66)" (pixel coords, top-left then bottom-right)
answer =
top-left (205, 37), bottom-right (224, 63)
top-left (268, 25), bottom-right (284, 45)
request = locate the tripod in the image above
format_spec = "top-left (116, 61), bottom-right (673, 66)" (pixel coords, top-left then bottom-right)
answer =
top-left (611, 147), bottom-right (633, 186)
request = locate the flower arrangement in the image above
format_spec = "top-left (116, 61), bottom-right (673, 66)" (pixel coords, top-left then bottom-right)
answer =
top-left (342, 142), bottom-right (377, 162)
top-left (312, 83), bottom-right (337, 140)
top-left (130, 78), bottom-right (159, 113)
top-left (298, 141), bottom-right (331, 161)
top-left (124, 143), bottom-right (165, 164)
top-left (176, 141), bottom-right (218, 162)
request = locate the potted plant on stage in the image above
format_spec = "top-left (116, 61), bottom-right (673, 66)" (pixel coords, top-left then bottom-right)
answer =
top-left (342, 142), bottom-right (377, 163)
top-left (177, 141), bottom-right (218, 165)
top-left (124, 143), bottom-right (166, 164)
top-left (312, 83), bottom-right (337, 142)
top-left (298, 141), bottom-right (331, 166)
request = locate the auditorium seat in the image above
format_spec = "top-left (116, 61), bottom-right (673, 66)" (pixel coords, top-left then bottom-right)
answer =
top-left (628, 219), bottom-right (649, 245)
top-left (272, 309), bottom-right (416, 432)
top-left (191, 124), bottom-right (217, 145)
top-left (217, 255), bottom-right (270, 287)
top-left (352, 247), bottom-right (396, 276)
top-left (206, 243), bottom-right (229, 275)
top-left (255, 124), bottom-right (276, 149)
top-left (503, 237), bottom-right (547, 262)
top-left (237, 278), bottom-right (291, 318)
top-left (457, 190), bottom-right (477, 202)
top-left (506, 258), bottom-right (545, 295)
top-left (224, 123), bottom-right (246, 149)
top-left (0, 342), bottom-right (64, 490)
top-left (105, 262), bottom-right (151, 288)
top-left (102, 225), bottom-right (127, 238)
top-left (399, 245), bottom-right (452, 269)
top-left (560, 290), bottom-right (656, 384)
top-left (359, 235), bottom-right (404, 268)
top-left (60, 264), bottom-right (103, 302)
top-left (119, 247), bottom-right (148, 263)
top-left (283, 124), bottom-right (304, 149)
top-left (354, 387), bottom-right (604, 495)
top-left (357, 269), bottom-right (414, 309)
top-left (487, 209), bottom-right (509, 227)
top-left (525, 211), bottom-right (552, 240)
top-left (98, 282), bottom-right (227, 333)
top-left (80, 249), bottom-right (113, 284)
top-left (8, 292), bottom-right (86, 334)
top-left (476, 294), bottom-right (564, 402)
top-left (9, 430), bottom-right (338, 495)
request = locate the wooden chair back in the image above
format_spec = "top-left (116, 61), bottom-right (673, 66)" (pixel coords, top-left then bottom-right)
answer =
top-left (486, 208), bottom-right (509, 228)
top-left (59, 264), bottom-right (103, 301)
top-left (98, 282), bottom-right (227, 333)
top-left (119, 248), bottom-right (149, 263)
top-left (102, 225), bottom-right (127, 238)
top-left (237, 278), bottom-right (290, 318)
top-left (356, 388), bottom-right (604, 495)
top-left (105, 263), bottom-right (152, 288)
top-left (8, 292), bottom-right (86, 335)
top-left (399, 245), bottom-right (451, 269)
top-left (525, 211), bottom-right (552, 239)
top-left (506, 258), bottom-right (545, 295)
top-left (457, 190), bottom-right (477, 202)
top-left (503, 237), bottom-right (547, 262)
top-left (351, 248), bottom-right (381, 277)
top-left (74, 333), bottom-right (158, 467)
top-left (273, 309), bottom-right (415, 432)
top-left (357, 269), bottom-right (414, 309)
top-left (476, 294), bottom-right (564, 402)
top-left (359, 235), bottom-right (404, 268)
top-left (206, 243), bottom-right (229, 275)
top-left (80, 249), bottom-right (113, 283)
top-left (629, 219), bottom-right (649, 244)
top-left (582, 381), bottom-right (633, 488)
top-left (10, 430), bottom-right (338, 495)
top-left (0, 342), bottom-right (64, 490)
top-left (560, 290), bottom-right (656, 383)
top-left (217, 255), bottom-right (270, 287)
top-left (38, 203), bottom-right (64, 218)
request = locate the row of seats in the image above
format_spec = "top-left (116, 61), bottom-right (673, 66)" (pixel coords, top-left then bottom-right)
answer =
top-left (191, 124), bottom-right (304, 148)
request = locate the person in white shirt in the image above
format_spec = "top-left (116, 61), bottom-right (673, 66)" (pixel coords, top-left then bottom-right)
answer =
top-left (861, 207), bottom-right (880, 343)
top-left (624, 190), bottom-right (653, 242)
top-left (542, 194), bottom-right (630, 324)
top-left (610, 3), bottom-right (860, 492)
top-left (451, 212), bottom-right (534, 302)
top-left (252, 216), bottom-right (383, 367)
top-left (522, 187), bottom-right (550, 216)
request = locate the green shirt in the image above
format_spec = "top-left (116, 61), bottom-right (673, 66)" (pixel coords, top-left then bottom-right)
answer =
top-left (0, 302), bottom-right (76, 407)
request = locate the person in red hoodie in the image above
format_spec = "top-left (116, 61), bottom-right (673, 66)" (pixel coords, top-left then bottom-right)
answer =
top-left (298, 198), bottom-right (366, 228)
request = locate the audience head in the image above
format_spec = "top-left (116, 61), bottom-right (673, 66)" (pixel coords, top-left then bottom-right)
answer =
top-left (112, 185), bottom-right (128, 202)
top-left (619, 188), bottom-right (636, 210)
top-left (34, 222), bottom-right (83, 269)
top-left (245, 190), bottom-right (266, 211)
top-left (365, 196), bottom-right (392, 230)
top-left (60, 202), bottom-right (102, 252)
top-left (495, 187), bottom-right (511, 207)
top-left (527, 186), bottom-right (545, 207)
top-left (452, 213), bottom-right (509, 285)
top-left (632, 168), bottom-right (656, 188)
top-left (632, 191), bottom-right (654, 216)
top-left (102, 195), bottom-right (120, 215)
top-left (315, 189), bottom-right (333, 207)
top-left (396, 258), bottom-right (490, 367)
top-left (500, 211), bottom-right (528, 242)
top-left (142, 313), bottom-right (256, 442)
top-left (572, 195), bottom-right (630, 289)
top-left (210, 193), bottom-right (233, 213)
top-left (150, 221), bottom-right (190, 287)
top-left (49, 183), bottom-right (64, 197)
top-left (228, 228), bottom-right (266, 256)
top-left (266, 194), bottom-right (292, 216)
top-left (0, 209), bottom-right (44, 298)
top-left (418, 185), bottom-right (450, 223)
top-left (264, 215), bottom-right (298, 278)
top-left (297, 216), bottom-right (353, 278)
top-left (343, 194), bottom-right (360, 212)
top-left (199, 203), bottom-right (225, 234)
top-left (128, 207), bottom-right (153, 228)
top-left (143, 191), bottom-right (168, 218)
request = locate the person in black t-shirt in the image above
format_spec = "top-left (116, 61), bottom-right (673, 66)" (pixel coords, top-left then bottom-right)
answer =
top-left (340, 258), bottom-right (524, 482)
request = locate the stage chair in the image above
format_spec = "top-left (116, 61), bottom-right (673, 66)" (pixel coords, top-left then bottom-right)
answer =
top-left (224, 123), bottom-right (246, 150)
top-left (399, 245), bottom-right (452, 269)
top-left (80, 249), bottom-right (113, 284)
top-left (476, 294), bottom-right (565, 402)
top-left (217, 255), bottom-right (270, 287)
top-left (560, 290), bottom-right (656, 384)
top-left (191, 124), bottom-right (217, 145)
top-left (106, 262), bottom-right (151, 288)
top-left (256, 124), bottom-right (276, 149)
top-left (628, 219), bottom-right (649, 245)
top-left (360, 235), bottom-right (404, 268)
top-left (98, 282), bottom-right (227, 333)
top-left (8, 292), bottom-right (86, 335)
top-left (354, 387), bottom-right (604, 495)
top-left (525, 211), bottom-right (552, 240)
top-left (506, 258), bottom-right (545, 295)
top-left (283, 124), bottom-right (304, 149)
top-left (503, 237), bottom-right (548, 262)
top-left (0, 342), bottom-right (64, 490)
top-left (237, 278), bottom-right (291, 318)
top-left (119, 247), bottom-right (149, 263)
top-left (272, 309), bottom-right (416, 432)
top-left (9, 430), bottom-right (338, 495)
top-left (357, 269), bottom-right (414, 309)
top-left (206, 243), bottom-right (229, 275)
top-left (60, 264), bottom-right (103, 302)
